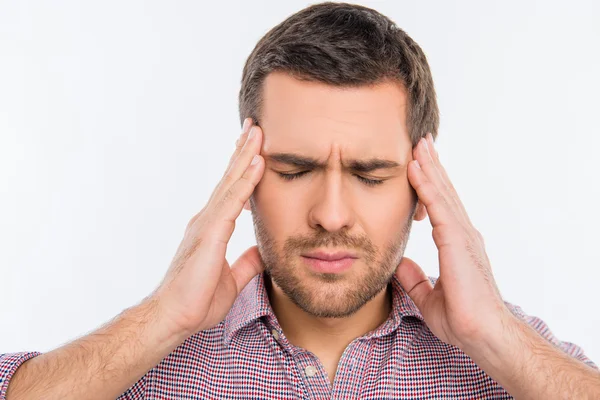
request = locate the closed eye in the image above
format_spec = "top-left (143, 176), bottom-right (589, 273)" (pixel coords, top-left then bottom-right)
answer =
top-left (277, 171), bottom-right (384, 187)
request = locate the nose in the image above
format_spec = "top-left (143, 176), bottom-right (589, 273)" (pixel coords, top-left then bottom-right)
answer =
top-left (308, 171), bottom-right (355, 232)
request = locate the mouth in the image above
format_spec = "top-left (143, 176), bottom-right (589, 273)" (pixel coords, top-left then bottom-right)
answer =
top-left (300, 250), bottom-right (359, 274)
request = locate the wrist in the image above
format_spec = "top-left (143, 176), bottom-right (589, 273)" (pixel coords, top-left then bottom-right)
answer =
top-left (135, 295), bottom-right (194, 352)
top-left (5, 297), bottom-right (195, 400)
top-left (462, 308), bottom-right (525, 374)
top-left (461, 308), bottom-right (537, 394)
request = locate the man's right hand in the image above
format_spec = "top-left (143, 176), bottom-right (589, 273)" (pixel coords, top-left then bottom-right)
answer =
top-left (150, 118), bottom-right (266, 337)
top-left (4, 119), bottom-right (267, 400)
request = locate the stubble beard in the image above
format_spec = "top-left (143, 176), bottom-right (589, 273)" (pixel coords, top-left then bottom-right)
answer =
top-left (250, 201), bottom-right (416, 318)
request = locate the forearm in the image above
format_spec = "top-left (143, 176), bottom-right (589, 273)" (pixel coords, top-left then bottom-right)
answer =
top-left (6, 296), bottom-right (190, 400)
top-left (466, 312), bottom-right (600, 399)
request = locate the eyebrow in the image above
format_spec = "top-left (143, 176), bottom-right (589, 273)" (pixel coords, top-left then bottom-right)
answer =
top-left (265, 152), bottom-right (402, 173)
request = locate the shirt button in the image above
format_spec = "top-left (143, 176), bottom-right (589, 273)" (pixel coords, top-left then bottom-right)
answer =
top-left (304, 365), bottom-right (317, 377)
top-left (271, 329), bottom-right (280, 340)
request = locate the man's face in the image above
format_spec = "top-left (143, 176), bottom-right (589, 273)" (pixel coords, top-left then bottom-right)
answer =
top-left (249, 71), bottom-right (424, 318)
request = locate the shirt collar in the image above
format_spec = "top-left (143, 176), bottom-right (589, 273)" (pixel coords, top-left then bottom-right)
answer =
top-left (223, 272), bottom-right (425, 346)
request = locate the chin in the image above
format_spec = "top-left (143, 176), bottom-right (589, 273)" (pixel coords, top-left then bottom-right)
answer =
top-left (271, 266), bottom-right (391, 318)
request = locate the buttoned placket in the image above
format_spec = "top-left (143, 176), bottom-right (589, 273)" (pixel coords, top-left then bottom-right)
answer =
top-left (262, 315), bottom-right (398, 399)
top-left (330, 340), bottom-right (368, 398)
top-left (265, 320), bottom-right (333, 399)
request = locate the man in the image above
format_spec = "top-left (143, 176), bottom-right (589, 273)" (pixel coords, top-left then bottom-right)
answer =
top-left (2, 2), bottom-right (599, 399)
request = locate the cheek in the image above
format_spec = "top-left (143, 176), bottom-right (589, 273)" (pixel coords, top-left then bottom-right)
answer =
top-left (353, 181), bottom-right (415, 236)
top-left (253, 177), bottom-right (303, 234)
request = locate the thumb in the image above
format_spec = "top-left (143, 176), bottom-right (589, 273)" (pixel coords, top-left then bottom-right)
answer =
top-left (395, 256), bottom-right (433, 311)
top-left (230, 245), bottom-right (265, 294)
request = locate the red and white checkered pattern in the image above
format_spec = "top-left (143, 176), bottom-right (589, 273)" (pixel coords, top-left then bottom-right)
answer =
top-left (2, 273), bottom-right (596, 399)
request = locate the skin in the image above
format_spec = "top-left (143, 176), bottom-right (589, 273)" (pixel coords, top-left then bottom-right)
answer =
top-left (245, 71), bottom-right (426, 384)
top-left (7, 71), bottom-right (600, 399)
top-left (238, 71), bottom-right (600, 394)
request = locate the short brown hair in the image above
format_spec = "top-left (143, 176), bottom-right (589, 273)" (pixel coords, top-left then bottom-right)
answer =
top-left (238, 2), bottom-right (439, 145)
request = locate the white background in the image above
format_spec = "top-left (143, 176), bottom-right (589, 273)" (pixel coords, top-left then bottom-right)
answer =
top-left (1, 0), bottom-right (599, 365)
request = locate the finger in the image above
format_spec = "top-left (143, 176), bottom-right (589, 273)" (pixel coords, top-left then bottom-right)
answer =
top-left (407, 152), bottom-right (458, 230)
top-left (210, 153), bottom-right (264, 244)
top-left (205, 118), bottom-right (253, 208)
top-left (225, 118), bottom-right (253, 174)
top-left (210, 124), bottom-right (263, 208)
top-left (425, 133), bottom-right (473, 227)
top-left (413, 137), bottom-right (451, 203)
top-left (395, 256), bottom-right (433, 312)
top-left (230, 245), bottom-right (265, 295)
top-left (414, 137), bottom-right (470, 231)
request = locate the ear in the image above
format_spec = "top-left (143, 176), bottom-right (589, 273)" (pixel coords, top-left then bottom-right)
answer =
top-left (412, 200), bottom-right (428, 221)
top-left (243, 200), bottom-right (251, 211)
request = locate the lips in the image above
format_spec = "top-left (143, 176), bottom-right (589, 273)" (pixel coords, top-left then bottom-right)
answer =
top-left (300, 250), bottom-right (359, 274)
top-left (301, 250), bottom-right (359, 261)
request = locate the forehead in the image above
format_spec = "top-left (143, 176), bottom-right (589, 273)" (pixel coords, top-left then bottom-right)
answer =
top-left (259, 71), bottom-right (411, 159)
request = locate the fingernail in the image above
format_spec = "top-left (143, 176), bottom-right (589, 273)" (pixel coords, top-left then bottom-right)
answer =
top-left (251, 155), bottom-right (260, 165)
top-left (421, 137), bottom-right (429, 154)
top-left (242, 118), bottom-right (251, 134)
top-left (248, 126), bottom-right (257, 140)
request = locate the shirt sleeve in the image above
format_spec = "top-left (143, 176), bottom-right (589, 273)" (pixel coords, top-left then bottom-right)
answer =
top-left (1, 351), bottom-right (148, 400)
top-left (504, 301), bottom-right (598, 370)
top-left (0, 351), bottom-right (42, 400)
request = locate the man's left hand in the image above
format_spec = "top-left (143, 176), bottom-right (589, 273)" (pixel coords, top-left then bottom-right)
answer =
top-left (395, 133), bottom-right (600, 398)
top-left (395, 132), bottom-right (511, 351)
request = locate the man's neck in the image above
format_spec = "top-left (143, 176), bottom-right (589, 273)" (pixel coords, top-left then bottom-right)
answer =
top-left (265, 274), bottom-right (393, 354)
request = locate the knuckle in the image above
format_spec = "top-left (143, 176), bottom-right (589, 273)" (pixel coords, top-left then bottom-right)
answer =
top-left (233, 178), bottom-right (253, 205)
top-left (185, 219), bottom-right (196, 233)
top-left (238, 173), bottom-right (257, 189)
top-left (221, 187), bottom-right (234, 205)
top-left (212, 196), bottom-right (228, 216)
top-left (186, 216), bottom-right (197, 230)
top-left (415, 177), bottom-right (433, 196)
top-left (215, 184), bottom-right (245, 216)
top-left (431, 227), bottom-right (442, 243)
top-left (222, 171), bottom-right (236, 186)
top-left (185, 208), bottom-right (205, 232)
top-left (432, 224), bottom-right (454, 246)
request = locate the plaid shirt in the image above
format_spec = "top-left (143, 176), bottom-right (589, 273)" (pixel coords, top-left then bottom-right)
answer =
top-left (1, 273), bottom-right (597, 399)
